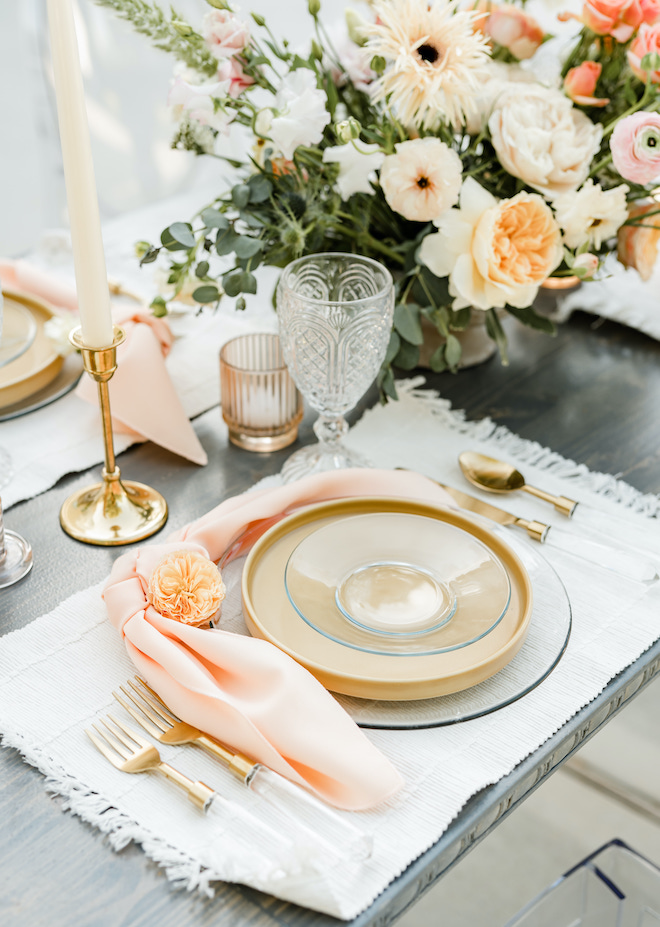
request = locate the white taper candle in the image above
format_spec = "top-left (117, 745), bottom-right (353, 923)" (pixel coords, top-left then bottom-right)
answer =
top-left (46, 0), bottom-right (114, 348)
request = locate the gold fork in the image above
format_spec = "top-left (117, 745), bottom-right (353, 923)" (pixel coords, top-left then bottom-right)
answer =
top-left (113, 678), bottom-right (255, 783)
top-left (85, 714), bottom-right (215, 811)
top-left (114, 677), bottom-right (373, 861)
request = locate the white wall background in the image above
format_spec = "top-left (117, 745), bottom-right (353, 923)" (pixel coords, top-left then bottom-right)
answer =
top-left (0, 0), bottom-right (346, 257)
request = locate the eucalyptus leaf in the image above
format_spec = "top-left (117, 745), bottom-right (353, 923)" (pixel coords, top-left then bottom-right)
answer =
top-left (449, 307), bottom-right (471, 331)
top-left (223, 271), bottom-right (258, 297)
top-left (215, 228), bottom-right (241, 256)
top-left (384, 330), bottom-right (401, 365)
top-left (248, 175), bottom-right (273, 203)
top-left (161, 222), bottom-right (195, 251)
top-left (393, 340), bottom-right (420, 370)
top-left (505, 306), bottom-right (556, 334)
top-left (234, 236), bottom-right (264, 259)
top-left (192, 284), bottom-right (221, 304)
top-left (377, 365), bottom-right (398, 401)
top-left (201, 208), bottom-right (229, 230)
top-left (232, 184), bottom-right (251, 209)
top-left (393, 303), bottom-right (423, 345)
top-left (139, 247), bottom-right (160, 266)
top-left (485, 309), bottom-right (509, 365)
top-left (429, 346), bottom-right (447, 373)
top-left (445, 333), bottom-right (462, 370)
top-left (195, 260), bottom-right (210, 279)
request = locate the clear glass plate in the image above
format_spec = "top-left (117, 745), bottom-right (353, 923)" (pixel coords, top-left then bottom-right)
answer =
top-left (284, 512), bottom-right (511, 656)
top-left (333, 522), bottom-right (572, 728)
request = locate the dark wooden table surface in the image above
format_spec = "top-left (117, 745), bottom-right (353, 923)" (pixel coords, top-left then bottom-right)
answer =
top-left (2, 309), bottom-right (660, 927)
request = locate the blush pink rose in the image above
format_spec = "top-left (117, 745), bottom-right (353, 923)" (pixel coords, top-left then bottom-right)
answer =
top-left (560, 0), bottom-right (643, 41)
top-left (610, 111), bottom-right (660, 183)
top-left (484, 6), bottom-right (545, 59)
top-left (217, 58), bottom-right (255, 98)
top-left (628, 22), bottom-right (660, 81)
top-left (564, 61), bottom-right (610, 106)
top-left (202, 9), bottom-right (250, 59)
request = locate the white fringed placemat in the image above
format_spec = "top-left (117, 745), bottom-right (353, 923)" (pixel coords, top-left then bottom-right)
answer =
top-left (1, 380), bottom-right (660, 920)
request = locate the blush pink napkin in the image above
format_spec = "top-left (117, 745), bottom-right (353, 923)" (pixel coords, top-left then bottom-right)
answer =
top-left (0, 258), bottom-right (207, 466)
top-left (103, 468), bottom-right (455, 811)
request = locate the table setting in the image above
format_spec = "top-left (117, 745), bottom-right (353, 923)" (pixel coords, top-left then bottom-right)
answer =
top-left (2, 0), bottom-right (660, 924)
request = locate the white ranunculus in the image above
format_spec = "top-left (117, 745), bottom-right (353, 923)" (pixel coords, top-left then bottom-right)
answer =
top-left (552, 180), bottom-right (630, 249)
top-left (270, 70), bottom-right (331, 160)
top-left (322, 143), bottom-right (385, 198)
top-left (379, 138), bottom-right (462, 222)
top-left (488, 85), bottom-right (602, 199)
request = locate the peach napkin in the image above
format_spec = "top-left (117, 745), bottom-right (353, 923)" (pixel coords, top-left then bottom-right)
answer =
top-left (103, 468), bottom-right (455, 811)
top-left (0, 258), bottom-right (207, 466)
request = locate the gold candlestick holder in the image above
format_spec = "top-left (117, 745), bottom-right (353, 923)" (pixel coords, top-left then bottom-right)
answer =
top-left (59, 326), bottom-right (168, 545)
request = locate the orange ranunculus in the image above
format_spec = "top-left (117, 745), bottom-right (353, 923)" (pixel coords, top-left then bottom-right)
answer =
top-left (147, 549), bottom-right (226, 626)
top-left (618, 201), bottom-right (660, 280)
top-left (484, 5), bottom-right (544, 59)
top-left (559, 0), bottom-right (643, 42)
top-left (628, 22), bottom-right (660, 81)
top-left (563, 61), bottom-right (610, 106)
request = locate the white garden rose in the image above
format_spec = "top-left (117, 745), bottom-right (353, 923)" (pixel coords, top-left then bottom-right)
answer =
top-left (488, 85), bottom-right (603, 199)
top-left (379, 138), bottom-right (462, 222)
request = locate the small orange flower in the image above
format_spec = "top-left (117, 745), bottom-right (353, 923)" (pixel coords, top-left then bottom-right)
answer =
top-left (564, 61), bottom-right (610, 107)
top-left (147, 549), bottom-right (226, 626)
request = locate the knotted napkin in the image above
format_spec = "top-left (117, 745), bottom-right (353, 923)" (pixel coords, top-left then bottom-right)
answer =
top-left (103, 468), bottom-right (454, 811)
top-left (0, 258), bottom-right (207, 465)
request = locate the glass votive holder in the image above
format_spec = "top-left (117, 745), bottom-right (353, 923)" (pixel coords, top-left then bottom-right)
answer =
top-left (219, 333), bottom-right (303, 452)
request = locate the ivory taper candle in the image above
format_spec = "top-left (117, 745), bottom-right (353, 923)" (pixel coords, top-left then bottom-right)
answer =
top-left (46, 0), bottom-right (114, 348)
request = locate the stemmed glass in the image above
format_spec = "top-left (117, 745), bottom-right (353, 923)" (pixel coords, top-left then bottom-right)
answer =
top-left (276, 253), bottom-right (394, 482)
top-left (0, 287), bottom-right (35, 586)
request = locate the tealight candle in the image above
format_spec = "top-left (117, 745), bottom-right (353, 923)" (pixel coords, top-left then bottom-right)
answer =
top-left (46, 0), bottom-right (114, 348)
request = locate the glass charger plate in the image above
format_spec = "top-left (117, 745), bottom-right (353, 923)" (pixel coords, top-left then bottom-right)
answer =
top-left (285, 512), bottom-right (512, 655)
top-left (333, 521), bottom-right (571, 728)
top-left (242, 497), bottom-right (534, 701)
top-left (0, 351), bottom-right (83, 421)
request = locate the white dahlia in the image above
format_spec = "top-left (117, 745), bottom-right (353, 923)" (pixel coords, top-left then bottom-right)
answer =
top-left (366, 0), bottom-right (491, 130)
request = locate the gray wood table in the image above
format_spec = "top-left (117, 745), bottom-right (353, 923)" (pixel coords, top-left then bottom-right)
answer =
top-left (2, 310), bottom-right (660, 927)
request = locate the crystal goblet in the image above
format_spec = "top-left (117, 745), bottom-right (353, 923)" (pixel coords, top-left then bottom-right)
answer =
top-left (277, 253), bottom-right (394, 482)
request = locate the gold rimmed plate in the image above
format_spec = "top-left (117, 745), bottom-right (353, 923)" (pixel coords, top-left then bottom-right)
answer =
top-left (0, 290), bottom-right (68, 409)
top-left (242, 497), bottom-right (533, 700)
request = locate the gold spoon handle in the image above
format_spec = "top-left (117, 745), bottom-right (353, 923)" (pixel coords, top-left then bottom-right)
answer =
top-left (523, 484), bottom-right (576, 517)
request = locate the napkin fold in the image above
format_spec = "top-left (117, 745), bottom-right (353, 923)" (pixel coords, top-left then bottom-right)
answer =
top-left (0, 258), bottom-right (207, 466)
top-left (103, 468), bottom-right (455, 811)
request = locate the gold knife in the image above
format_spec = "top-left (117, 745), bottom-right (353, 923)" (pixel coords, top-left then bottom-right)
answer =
top-left (431, 479), bottom-right (658, 583)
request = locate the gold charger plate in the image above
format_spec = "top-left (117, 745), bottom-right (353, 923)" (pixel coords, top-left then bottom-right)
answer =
top-left (242, 497), bottom-right (533, 700)
top-left (0, 290), bottom-right (65, 409)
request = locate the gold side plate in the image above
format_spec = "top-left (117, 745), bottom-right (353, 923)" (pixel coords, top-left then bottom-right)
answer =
top-left (0, 289), bottom-right (65, 408)
top-left (242, 497), bottom-right (533, 701)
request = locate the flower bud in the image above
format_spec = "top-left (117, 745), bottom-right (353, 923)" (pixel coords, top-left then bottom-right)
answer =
top-left (206, 0), bottom-right (231, 8)
top-left (311, 38), bottom-right (324, 60)
top-left (308, 0), bottom-right (321, 15)
top-left (171, 20), bottom-right (193, 36)
top-left (335, 117), bottom-right (361, 143)
top-left (251, 11), bottom-right (266, 25)
top-left (572, 253), bottom-right (599, 278)
top-left (346, 9), bottom-right (369, 45)
top-left (370, 54), bottom-right (386, 74)
top-left (134, 240), bottom-right (152, 259)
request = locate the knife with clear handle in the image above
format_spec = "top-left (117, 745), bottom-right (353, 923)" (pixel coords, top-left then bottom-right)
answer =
top-left (437, 482), bottom-right (659, 584)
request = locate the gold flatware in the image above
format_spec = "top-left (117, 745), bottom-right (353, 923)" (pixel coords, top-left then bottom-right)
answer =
top-left (114, 677), bottom-right (372, 860)
top-left (436, 481), bottom-right (658, 583)
top-left (85, 714), bottom-right (215, 811)
top-left (459, 451), bottom-right (576, 516)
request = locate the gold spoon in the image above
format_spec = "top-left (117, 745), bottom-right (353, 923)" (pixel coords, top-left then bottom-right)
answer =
top-left (459, 451), bottom-right (577, 517)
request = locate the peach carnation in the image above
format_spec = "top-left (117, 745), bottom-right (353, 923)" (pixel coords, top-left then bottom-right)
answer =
top-left (147, 549), bottom-right (226, 626)
top-left (628, 23), bottom-right (660, 82)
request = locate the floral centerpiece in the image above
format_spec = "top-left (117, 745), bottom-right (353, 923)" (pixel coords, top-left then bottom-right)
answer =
top-left (97, 0), bottom-right (660, 395)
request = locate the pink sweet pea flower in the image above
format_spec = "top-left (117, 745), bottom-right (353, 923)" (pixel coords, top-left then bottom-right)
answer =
top-left (564, 61), bottom-right (610, 106)
top-left (484, 6), bottom-right (545, 60)
top-left (628, 22), bottom-right (660, 81)
top-left (560, 0), bottom-right (643, 42)
top-left (610, 111), bottom-right (660, 184)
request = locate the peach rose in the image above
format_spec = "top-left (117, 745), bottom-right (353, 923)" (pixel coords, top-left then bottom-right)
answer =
top-left (641, 0), bottom-right (660, 23)
top-left (618, 201), bottom-right (660, 279)
top-left (628, 22), bottom-right (660, 81)
top-left (419, 178), bottom-right (563, 311)
top-left (483, 6), bottom-right (544, 60)
top-left (147, 549), bottom-right (226, 626)
top-left (564, 61), bottom-right (610, 107)
top-left (564, 0), bottom-right (643, 41)
top-left (610, 111), bottom-right (660, 183)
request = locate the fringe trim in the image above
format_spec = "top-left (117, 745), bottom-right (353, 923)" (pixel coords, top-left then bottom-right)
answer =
top-left (397, 378), bottom-right (660, 518)
top-left (0, 728), bottom-right (222, 898)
